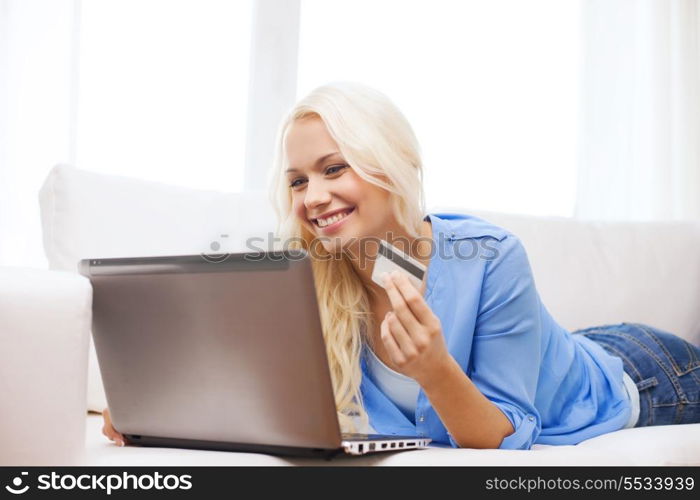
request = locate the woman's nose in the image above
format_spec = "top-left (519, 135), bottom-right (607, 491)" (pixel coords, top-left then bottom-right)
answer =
top-left (304, 179), bottom-right (332, 209)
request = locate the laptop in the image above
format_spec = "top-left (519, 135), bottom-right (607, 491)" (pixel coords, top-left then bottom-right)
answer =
top-left (78, 249), bottom-right (431, 459)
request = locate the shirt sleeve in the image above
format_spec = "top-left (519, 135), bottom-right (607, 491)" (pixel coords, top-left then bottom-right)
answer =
top-left (451, 234), bottom-right (543, 450)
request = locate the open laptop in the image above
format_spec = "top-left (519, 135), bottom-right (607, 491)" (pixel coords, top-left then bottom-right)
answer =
top-left (78, 249), bottom-right (431, 459)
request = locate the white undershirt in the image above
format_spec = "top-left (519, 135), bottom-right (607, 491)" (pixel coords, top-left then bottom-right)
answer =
top-left (621, 371), bottom-right (641, 429)
top-left (365, 347), bottom-right (420, 423)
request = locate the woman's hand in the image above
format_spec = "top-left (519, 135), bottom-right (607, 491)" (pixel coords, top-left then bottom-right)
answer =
top-left (380, 270), bottom-right (452, 386)
top-left (101, 407), bottom-right (127, 447)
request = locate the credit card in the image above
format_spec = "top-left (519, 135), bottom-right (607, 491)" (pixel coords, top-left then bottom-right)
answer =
top-left (371, 239), bottom-right (427, 291)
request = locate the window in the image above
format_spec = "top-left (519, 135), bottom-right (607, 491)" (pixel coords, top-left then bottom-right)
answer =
top-left (77, 0), bottom-right (253, 192)
top-left (298, 0), bottom-right (580, 217)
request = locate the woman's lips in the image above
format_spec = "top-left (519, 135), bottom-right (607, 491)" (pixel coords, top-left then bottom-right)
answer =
top-left (315, 207), bottom-right (355, 234)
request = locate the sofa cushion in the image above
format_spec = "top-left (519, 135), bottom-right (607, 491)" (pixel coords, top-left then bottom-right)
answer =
top-left (38, 164), bottom-right (277, 411)
top-left (84, 414), bottom-right (700, 465)
top-left (442, 207), bottom-right (700, 345)
top-left (39, 164), bottom-right (277, 271)
top-left (0, 267), bottom-right (91, 465)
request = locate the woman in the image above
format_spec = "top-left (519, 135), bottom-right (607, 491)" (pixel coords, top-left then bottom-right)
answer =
top-left (103, 81), bottom-right (700, 449)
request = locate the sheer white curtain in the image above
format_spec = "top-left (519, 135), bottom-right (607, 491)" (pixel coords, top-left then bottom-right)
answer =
top-left (576, 0), bottom-right (700, 221)
top-left (297, 0), bottom-right (582, 219)
top-left (0, 0), bottom-right (79, 269)
top-left (0, 0), bottom-right (255, 269)
top-left (6, 0), bottom-right (696, 271)
top-left (76, 0), bottom-right (252, 191)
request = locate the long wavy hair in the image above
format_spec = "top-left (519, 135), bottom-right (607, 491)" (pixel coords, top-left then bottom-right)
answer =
top-left (267, 81), bottom-right (426, 433)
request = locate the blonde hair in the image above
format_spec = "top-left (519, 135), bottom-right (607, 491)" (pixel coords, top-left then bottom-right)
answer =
top-left (267, 81), bottom-right (426, 433)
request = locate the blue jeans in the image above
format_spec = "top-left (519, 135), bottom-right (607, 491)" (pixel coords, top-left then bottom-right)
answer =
top-left (571, 322), bottom-right (700, 427)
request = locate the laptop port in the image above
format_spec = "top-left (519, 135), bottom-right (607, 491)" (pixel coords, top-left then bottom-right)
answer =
top-left (369, 443), bottom-right (376, 451)
top-left (381, 443), bottom-right (387, 449)
top-left (407, 442), bottom-right (415, 446)
top-left (358, 444), bottom-right (364, 453)
top-left (390, 442), bottom-right (396, 448)
top-left (399, 442), bottom-right (404, 448)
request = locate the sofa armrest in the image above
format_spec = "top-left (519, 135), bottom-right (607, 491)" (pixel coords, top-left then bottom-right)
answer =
top-left (0, 267), bottom-right (91, 465)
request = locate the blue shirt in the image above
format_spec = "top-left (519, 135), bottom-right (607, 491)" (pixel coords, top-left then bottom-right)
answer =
top-left (359, 212), bottom-right (631, 450)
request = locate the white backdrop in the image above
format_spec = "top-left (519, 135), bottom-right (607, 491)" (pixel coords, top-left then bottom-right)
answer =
top-left (297, 0), bottom-right (581, 219)
top-left (0, 0), bottom-right (78, 269)
top-left (576, 0), bottom-right (700, 222)
top-left (1, 0), bottom-right (699, 270)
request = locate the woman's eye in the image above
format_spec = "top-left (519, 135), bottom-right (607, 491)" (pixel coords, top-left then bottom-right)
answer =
top-left (326, 164), bottom-right (348, 175)
top-left (289, 165), bottom-right (347, 189)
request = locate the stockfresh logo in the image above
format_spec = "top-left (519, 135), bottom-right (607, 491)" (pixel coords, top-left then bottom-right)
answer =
top-left (5, 472), bottom-right (29, 495)
top-left (200, 234), bottom-right (231, 263)
top-left (3, 471), bottom-right (192, 496)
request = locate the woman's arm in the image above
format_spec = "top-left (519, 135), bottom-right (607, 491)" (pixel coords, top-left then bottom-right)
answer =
top-left (381, 270), bottom-right (515, 448)
top-left (381, 231), bottom-right (543, 450)
top-left (418, 355), bottom-right (515, 449)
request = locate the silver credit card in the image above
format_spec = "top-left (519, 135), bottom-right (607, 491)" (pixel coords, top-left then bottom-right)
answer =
top-left (371, 239), bottom-right (427, 291)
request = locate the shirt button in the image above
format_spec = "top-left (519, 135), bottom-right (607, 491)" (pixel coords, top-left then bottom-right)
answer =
top-left (528, 415), bottom-right (535, 422)
top-left (419, 415), bottom-right (425, 422)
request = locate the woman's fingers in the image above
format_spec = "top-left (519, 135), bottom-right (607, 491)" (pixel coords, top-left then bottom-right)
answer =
top-left (384, 271), bottom-right (442, 345)
top-left (385, 312), bottom-right (417, 360)
top-left (382, 272), bottom-right (420, 334)
top-left (102, 407), bottom-right (126, 446)
top-left (387, 271), bottom-right (434, 324)
top-left (380, 314), bottom-right (405, 365)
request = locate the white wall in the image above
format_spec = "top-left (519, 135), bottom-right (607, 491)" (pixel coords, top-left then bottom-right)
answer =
top-left (296, 0), bottom-right (581, 218)
top-left (0, 0), bottom-right (79, 269)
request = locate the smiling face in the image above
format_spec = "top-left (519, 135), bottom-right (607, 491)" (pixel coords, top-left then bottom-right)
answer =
top-left (285, 116), bottom-right (396, 254)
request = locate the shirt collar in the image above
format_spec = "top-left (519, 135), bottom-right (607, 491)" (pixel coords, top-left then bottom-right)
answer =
top-left (425, 212), bottom-right (509, 241)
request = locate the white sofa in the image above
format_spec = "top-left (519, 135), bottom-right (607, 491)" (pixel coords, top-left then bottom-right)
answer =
top-left (2, 164), bottom-right (699, 466)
